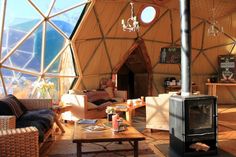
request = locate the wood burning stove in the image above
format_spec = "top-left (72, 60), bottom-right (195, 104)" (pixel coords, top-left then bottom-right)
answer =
top-left (169, 95), bottom-right (217, 156)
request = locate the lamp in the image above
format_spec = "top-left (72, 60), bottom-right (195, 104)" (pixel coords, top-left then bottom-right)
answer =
top-left (121, 2), bottom-right (139, 32)
top-left (207, 0), bottom-right (223, 37)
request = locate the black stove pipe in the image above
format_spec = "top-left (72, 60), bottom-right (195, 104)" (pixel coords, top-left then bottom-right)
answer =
top-left (180, 0), bottom-right (192, 96)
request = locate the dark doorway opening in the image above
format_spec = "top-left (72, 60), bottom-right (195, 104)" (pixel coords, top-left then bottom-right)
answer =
top-left (117, 46), bottom-right (150, 99)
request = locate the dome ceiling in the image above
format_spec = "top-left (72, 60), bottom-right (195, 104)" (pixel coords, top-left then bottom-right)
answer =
top-left (72, 0), bottom-right (236, 102)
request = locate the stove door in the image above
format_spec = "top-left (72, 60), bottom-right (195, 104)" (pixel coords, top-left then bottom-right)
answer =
top-left (186, 98), bottom-right (215, 135)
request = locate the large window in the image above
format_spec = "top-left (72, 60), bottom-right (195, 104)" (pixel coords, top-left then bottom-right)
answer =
top-left (0, 0), bottom-right (89, 99)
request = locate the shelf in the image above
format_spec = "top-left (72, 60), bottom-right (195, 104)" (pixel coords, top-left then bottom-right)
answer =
top-left (165, 85), bottom-right (198, 93)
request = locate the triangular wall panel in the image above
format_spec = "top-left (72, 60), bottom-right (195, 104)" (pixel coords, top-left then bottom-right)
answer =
top-left (106, 39), bottom-right (135, 69)
top-left (142, 8), bottom-right (171, 42)
top-left (83, 43), bottom-right (111, 75)
top-left (95, 1), bottom-right (127, 35)
top-left (191, 23), bottom-right (204, 49)
top-left (75, 10), bottom-right (102, 40)
top-left (203, 22), bottom-right (234, 50)
top-left (76, 39), bottom-right (102, 71)
top-left (192, 53), bottom-right (216, 75)
top-left (144, 41), bottom-right (169, 67)
top-left (153, 63), bottom-right (180, 74)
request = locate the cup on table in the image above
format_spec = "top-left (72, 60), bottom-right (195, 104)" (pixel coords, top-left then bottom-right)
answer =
top-left (141, 96), bottom-right (144, 103)
top-left (127, 99), bottom-right (133, 108)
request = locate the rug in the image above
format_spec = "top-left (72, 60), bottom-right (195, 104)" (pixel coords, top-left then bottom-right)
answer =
top-left (155, 143), bottom-right (235, 157)
top-left (46, 139), bottom-right (156, 157)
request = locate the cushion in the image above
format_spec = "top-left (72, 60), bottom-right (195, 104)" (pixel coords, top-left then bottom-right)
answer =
top-left (68, 89), bottom-right (84, 95)
top-left (96, 101), bottom-right (113, 110)
top-left (0, 95), bottom-right (26, 118)
top-left (0, 101), bottom-right (14, 115)
top-left (16, 109), bottom-right (54, 142)
top-left (87, 102), bottom-right (97, 110)
top-left (86, 91), bottom-right (110, 102)
top-left (105, 87), bottom-right (115, 98)
top-left (92, 99), bottom-right (117, 106)
top-left (99, 78), bottom-right (109, 89)
top-left (106, 79), bottom-right (115, 88)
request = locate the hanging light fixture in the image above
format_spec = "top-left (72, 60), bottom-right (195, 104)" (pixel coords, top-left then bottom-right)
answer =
top-left (121, 2), bottom-right (140, 32)
top-left (207, 0), bottom-right (223, 37)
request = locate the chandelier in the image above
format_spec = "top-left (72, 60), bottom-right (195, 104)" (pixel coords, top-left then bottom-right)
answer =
top-left (207, 0), bottom-right (223, 37)
top-left (121, 2), bottom-right (139, 32)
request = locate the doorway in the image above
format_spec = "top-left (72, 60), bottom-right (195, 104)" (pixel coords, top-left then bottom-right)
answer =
top-left (116, 46), bottom-right (151, 99)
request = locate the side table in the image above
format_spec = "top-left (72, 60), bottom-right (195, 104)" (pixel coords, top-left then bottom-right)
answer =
top-left (52, 105), bottom-right (72, 133)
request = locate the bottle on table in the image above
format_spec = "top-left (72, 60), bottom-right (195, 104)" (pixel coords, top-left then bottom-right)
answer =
top-left (112, 114), bottom-right (119, 132)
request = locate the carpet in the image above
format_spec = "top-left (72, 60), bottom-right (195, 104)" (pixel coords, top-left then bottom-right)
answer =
top-left (155, 143), bottom-right (235, 157)
top-left (47, 140), bottom-right (156, 157)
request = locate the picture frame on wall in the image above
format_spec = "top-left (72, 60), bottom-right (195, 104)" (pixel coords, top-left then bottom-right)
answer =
top-left (160, 47), bottom-right (181, 64)
top-left (218, 55), bottom-right (236, 83)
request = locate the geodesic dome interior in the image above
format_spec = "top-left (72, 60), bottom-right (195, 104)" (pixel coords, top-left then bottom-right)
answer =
top-left (1, 0), bottom-right (236, 104)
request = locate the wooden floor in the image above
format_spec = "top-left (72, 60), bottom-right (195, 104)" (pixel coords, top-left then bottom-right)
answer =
top-left (40, 104), bottom-right (236, 157)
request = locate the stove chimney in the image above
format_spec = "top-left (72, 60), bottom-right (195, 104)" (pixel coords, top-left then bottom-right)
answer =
top-left (180, 0), bottom-right (191, 96)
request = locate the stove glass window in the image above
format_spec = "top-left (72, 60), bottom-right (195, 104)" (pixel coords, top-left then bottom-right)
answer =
top-left (188, 102), bottom-right (213, 130)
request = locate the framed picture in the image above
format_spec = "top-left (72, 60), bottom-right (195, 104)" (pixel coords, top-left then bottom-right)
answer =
top-left (218, 55), bottom-right (236, 82)
top-left (160, 47), bottom-right (181, 64)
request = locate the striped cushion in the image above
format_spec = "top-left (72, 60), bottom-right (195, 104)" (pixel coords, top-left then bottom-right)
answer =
top-left (0, 95), bottom-right (26, 118)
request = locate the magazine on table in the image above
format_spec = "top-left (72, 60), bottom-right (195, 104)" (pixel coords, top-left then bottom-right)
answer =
top-left (77, 119), bottom-right (97, 124)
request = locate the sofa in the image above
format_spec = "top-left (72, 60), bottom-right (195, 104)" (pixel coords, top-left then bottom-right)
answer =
top-left (61, 89), bottom-right (127, 120)
top-left (0, 95), bottom-right (54, 156)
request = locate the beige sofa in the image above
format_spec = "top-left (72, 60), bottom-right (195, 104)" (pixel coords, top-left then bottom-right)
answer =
top-left (61, 90), bottom-right (127, 120)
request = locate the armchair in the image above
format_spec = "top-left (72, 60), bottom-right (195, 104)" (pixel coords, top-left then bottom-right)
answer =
top-left (0, 98), bottom-right (55, 157)
top-left (0, 116), bottom-right (39, 157)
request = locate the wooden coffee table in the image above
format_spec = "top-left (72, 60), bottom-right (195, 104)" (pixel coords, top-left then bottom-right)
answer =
top-left (72, 119), bottom-right (145, 157)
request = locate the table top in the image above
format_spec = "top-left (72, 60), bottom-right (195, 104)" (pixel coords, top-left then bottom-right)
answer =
top-left (110, 102), bottom-right (146, 112)
top-left (206, 83), bottom-right (236, 86)
top-left (73, 119), bottom-right (145, 143)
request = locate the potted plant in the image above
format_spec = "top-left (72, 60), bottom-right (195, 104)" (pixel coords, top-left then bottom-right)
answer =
top-left (105, 107), bottom-right (116, 121)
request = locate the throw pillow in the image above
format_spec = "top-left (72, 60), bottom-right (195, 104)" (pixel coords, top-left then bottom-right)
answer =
top-left (106, 79), bottom-right (114, 88)
top-left (0, 101), bottom-right (14, 115)
top-left (0, 95), bottom-right (26, 118)
top-left (105, 87), bottom-right (115, 98)
top-left (68, 89), bottom-right (84, 95)
top-left (7, 94), bottom-right (27, 112)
